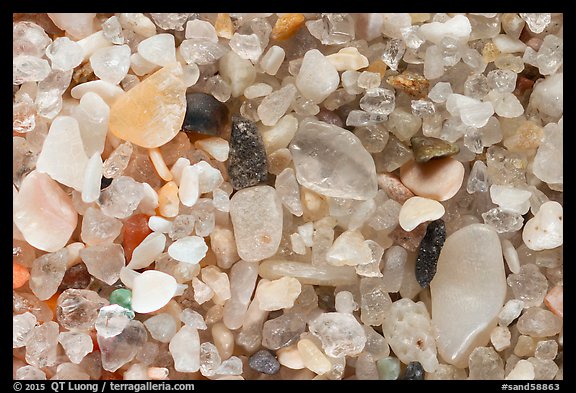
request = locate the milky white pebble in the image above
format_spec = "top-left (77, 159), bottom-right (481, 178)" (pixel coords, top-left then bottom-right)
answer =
top-left (131, 270), bottom-right (177, 313)
top-left (179, 165), bottom-right (200, 207)
top-left (168, 236), bottom-right (208, 264)
top-left (126, 232), bottom-right (166, 269)
top-left (148, 216), bottom-right (173, 233)
top-left (82, 153), bottom-right (103, 203)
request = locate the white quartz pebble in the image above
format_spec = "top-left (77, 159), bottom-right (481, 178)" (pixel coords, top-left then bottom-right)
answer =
top-left (73, 92), bottom-right (110, 157)
top-left (382, 298), bottom-right (438, 372)
top-left (505, 360), bottom-right (535, 380)
top-left (48, 13), bottom-right (96, 40)
top-left (46, 37), bottom-right (83, 72)
top-left (131, 270), bottom-right (178, 313)
top-left (76, 31), bottom-right (112, 61)
top-left (431, 224), bottom-right (507, 368)
top-left (257, 84), bottom-right (297, 126)
top-left (398, 196), bottom-right (445, 231)
top-left (126, 232), bottom-right (166, 270)
top-left (13, 171), bottom-right (77, 252)
top-left (178, 165), bottom-right (200, 207)
top-left (244, 83), bottom-right (273, 99)
top-left (180, 309), bottom-right (207, 330)
top-left (36, 116), bottom-right (89, 191)
top-left (418, 14), bottom-right (472, 45)
top-left (70, 80), bottom-right (124, 105)
top-left (522, 201), bottom-right (563, 251)
top-left (296, 49), bottom-right (340, 104)
top-left (218, 51), bottom-right (256, 98)
top-left (81, 153), bottom-right (103, 203)
top-left (90, 45), bottom-right (131, 85)
top-left (230, 185), bottom-right (283, 262)
top-left (185, 19), bottom-right (218, 42)
top-left (297, 222), bottom-right (314, 248)
top-left (148, 216), bottom-right (172, 233)
top-left (490, 185), bottom-right (532, 215)
top-left (170, 157), bottom-right (191, 185)
top-left (501, 239), bottom-right (521, 274)
top-left (169, 325), bottom-right (200, 373)
top-left (192, 161), bottom-right (223, 194)
top-left (118, 13), bottom-right (157, 38)
top-left (492, 34), bottom-right (526, 53)
top-left (260, 45), bottom-right (285, 76)
top-left (168, 236), bottom-right (208, 264)
top-left (255, 277), bottom-right (302, 311)
top-left (138, 34), bottom-right (176, 67)
top-left (326, 230), bottom-right (372, 266)
top-left (130, 52), bottom-right (159, 76)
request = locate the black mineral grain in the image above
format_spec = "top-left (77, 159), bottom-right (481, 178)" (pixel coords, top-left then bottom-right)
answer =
top-left (182, 92), bottom-right (229, 136)
top-left (227, 115), bottom-right (268, 190)
top-left (415, 219), bottom-right (446, 288)
top-left (402, 361), bottom-right (425, 380)
top-left (248, 349), bottom-right (281, 375)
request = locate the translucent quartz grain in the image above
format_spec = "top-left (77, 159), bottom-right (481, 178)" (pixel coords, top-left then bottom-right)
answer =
top-left (431, 224), bottom-right (506, 368)
top-left (25, 321), bottom-right (59, 369)
top-left (80, 244), bottom-right (125, 285)
top-left (98, 320), bottom-right (147, 372)
top-left (109, 64), bottom-right (187, 148)
top-left (29, 249), bottom-right (68, 301)
top-left (290, 119), bottom-right (377, 200)
top-left (223, 260), bottom-right (258, 330)
top-left (308, 312), bottom-right (366, 358)
top-left (259, 259), bottom-right (357, 286)
top-left (229, 185), bottom-right (283, 262)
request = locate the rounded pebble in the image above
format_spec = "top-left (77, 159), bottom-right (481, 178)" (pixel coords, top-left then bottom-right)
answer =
top-left (131, 270), bottom-right (177, 314)
top-left (400, 157), bottom-right (465, 201)
top-left (522, 201), bottom-right (562, 251)
top-left (168, 236), bottom-right (208, 264)
top-left (399, 196), bottom-right (445, 231)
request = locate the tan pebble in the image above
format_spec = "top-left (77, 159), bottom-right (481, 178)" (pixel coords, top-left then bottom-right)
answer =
top-left (268, 147), bottom-right (292, 175)
top-left (212, 322), bottom-right (234, 360)
top-left (301, 187), bottom-right (329, 222)
top-left (503, 121), bottom-right (544, 153)
top-left (277, 344), bottom-right (306, 370)
top-left (482, 42), bottom-right (501, 63)
top-left (326, 47), bottom-right (369, 72)
top-left (399, 157), bottom-right (465, 202)
top-left (386, 71), bottom-right (430, 99)
top-left (297, 339), bottom-right (332, 375)
top-left (215, 13), bottom-right (234, 39)
top-left (366, 59), bottom-right (388, 79)
top-left (272, 13), bottom-right (306, 40)
top-left (410, 13), bottom-right (431, 23)
top-left (158, 181), bottom-right (180, 217)
top-left (544, 285), bottom-right (563, 318)
top-left (377, 172), bottom-right (415, 203)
